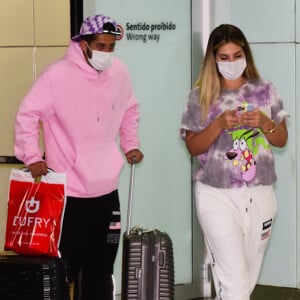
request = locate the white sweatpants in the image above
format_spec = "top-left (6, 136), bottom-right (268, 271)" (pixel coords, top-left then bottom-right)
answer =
top-left (195, 182), bottom-right (277, 300)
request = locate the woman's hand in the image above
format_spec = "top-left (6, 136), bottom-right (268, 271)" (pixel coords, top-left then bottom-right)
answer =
top-left (238, 108), bottom-right (272, 130)
top-left (216, 109), bottom-right (240, 130)
top-left (238, 108), bottom-right (288, 147)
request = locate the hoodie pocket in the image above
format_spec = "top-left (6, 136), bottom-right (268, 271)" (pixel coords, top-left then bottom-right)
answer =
top-left (73, 142), bottom-right (124, 195)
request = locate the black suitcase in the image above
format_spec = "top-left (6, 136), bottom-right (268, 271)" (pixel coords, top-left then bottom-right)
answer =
top-left (121, 162), bottom-right (175, 300)
top-left (0, 253), bottom-right (70, 300)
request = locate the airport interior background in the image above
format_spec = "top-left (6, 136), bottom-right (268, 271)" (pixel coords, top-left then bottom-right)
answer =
top-left (0, 0), bottom-right (299, 299)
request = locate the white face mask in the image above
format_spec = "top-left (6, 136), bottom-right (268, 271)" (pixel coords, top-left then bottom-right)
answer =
top-left (86, 44), bottom-right (113, 71)
top-left (216, 58), bottom-right (247, 80)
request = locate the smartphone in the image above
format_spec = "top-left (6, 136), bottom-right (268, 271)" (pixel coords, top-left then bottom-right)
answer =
top-left (237, 102), bottom-right (254, 113)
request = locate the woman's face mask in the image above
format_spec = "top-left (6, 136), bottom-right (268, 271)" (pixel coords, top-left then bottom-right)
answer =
top-left (216, 58), bottom-right (247, 80)
top-left (86, 43), bottom-right (113, 71)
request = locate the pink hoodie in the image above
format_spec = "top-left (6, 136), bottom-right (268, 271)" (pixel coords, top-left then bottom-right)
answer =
top-left (14, 40), bottom-right (140, 197)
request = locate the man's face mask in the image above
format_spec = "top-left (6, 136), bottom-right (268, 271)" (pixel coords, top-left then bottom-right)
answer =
top-left (216, 58), bottom-right (247, 80)
top-left (86, 43), bottom-right (113, 71)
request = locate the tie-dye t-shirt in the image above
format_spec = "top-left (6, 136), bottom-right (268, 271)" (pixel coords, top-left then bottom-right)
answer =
top-left (180, 79), bottom-right (289, 188)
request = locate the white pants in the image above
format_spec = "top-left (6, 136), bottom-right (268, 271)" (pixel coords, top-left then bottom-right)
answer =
top-left (195, 182), bottom-right (277, 300)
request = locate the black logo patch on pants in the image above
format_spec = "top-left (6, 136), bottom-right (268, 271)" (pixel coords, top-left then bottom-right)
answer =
top-left (107, 210), bottom-right (121, 244)
top-left (262, 218), bottom-right (272, 230)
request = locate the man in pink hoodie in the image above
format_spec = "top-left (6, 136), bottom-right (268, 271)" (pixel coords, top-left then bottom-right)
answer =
top-left (14, 14), bottom-right (143, 300)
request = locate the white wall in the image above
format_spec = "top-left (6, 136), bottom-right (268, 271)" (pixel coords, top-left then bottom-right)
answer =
top-left (296, 0), bottom-right (300, 289)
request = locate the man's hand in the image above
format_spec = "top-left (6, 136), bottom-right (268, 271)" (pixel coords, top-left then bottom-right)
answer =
top-left (28, 161), bottom-right (48, 178)
top-left (125, 149), bottom-right (144, 164)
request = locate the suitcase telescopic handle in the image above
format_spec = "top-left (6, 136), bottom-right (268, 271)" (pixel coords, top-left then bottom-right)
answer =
top-left (126, 157), bottom-right (136, 236)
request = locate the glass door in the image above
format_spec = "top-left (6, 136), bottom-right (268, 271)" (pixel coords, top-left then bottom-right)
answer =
top-left (79, 1), bottom-right (204, 298)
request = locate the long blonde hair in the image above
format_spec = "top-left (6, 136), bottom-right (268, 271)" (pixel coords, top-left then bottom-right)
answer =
top-left (194, 24), bottom-right (260, 122)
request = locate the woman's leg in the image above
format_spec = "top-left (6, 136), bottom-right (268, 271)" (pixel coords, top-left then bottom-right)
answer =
top-left (195, 182), bottom-right (276, 300)
top-left (245, 186), bottom-right (276, 293)
top-left (195, 182), bottom-right (250, 300)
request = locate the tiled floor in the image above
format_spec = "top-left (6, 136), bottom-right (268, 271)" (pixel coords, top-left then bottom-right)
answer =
top-left (193, 285), bottom-right (300, 300)
top-left (251, 285), bottom-right (300, 300)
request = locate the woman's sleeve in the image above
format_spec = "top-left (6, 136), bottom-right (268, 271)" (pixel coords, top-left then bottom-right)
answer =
top-left (270, 82), bottom-right (289, 123)
top-left (180, 88), bottom-right (203, 140)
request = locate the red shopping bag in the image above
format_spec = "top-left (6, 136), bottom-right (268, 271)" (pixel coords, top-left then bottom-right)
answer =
top-left (5, 169), bottom-right (66, 257)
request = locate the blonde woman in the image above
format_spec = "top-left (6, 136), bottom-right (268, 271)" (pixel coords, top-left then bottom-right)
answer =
top-left (181, 24), bottom-right (288, 300)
